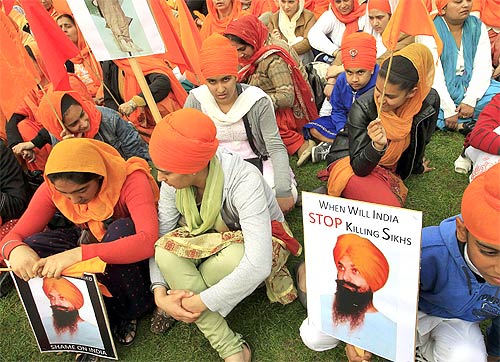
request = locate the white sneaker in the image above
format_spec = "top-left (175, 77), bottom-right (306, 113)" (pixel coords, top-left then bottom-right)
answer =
top-left (454, 154), bottom-right (472, 174)
top-left (311, 142), bottom-right (331, 163)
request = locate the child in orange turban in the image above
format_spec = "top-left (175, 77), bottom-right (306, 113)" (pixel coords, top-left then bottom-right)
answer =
top-left (417, 163), bottom-right (500, 361)
top-left (304, 32), bottom-right (379, 162)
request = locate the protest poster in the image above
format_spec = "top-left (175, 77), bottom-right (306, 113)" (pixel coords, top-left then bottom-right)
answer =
top-left (302, 192), bottom-right (422, 361)
top-left (67, 0), bottom-right (165, 60)
top-left (12, 272), bottom-right (117, 360)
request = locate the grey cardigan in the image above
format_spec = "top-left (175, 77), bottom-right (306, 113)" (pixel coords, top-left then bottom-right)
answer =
top-left (184, 84), bottom-right (293, 198)
top-left (149, 149), bottom-right (284, 317)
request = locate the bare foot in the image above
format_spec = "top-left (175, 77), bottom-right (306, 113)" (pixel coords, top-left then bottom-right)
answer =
top-left (224, 343), bottom-right (251, 362)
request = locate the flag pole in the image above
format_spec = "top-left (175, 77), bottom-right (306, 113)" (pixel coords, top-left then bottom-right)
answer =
top-left (377, 50), bottom-right (395, 119)
top-left (127, 57), bottom-right (163, 124)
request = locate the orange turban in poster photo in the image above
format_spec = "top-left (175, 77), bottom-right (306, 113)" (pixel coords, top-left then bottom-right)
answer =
top-left (42, 277), bottom-right (84, 310)
top-left (333, 233), bottom-right (390, 292)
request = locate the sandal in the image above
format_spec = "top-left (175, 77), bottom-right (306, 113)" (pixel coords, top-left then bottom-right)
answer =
top-left (112, 319), bottom-right (137, 346)
top-left (75, 353), bottom-right (99, 362)
top-left (150, 307), bottom-right (176, 334)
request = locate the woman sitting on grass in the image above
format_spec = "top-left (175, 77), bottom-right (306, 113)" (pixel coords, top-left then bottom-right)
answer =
top-left (325, 43), bottom-right (439, 207)
top-left (185, 34), bottom-right (297, 213)
top-left (0, 138), bottom-right (160, 348)
top-left (225, 14), bottom-right (319, 166)
top-left (148, 108), bottom-right (300, 362)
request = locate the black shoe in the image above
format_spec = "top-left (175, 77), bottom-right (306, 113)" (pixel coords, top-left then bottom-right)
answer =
top-left (459, 121), bottom-right (476, 136)
top-left (0, 272), bottom-right (14, 298)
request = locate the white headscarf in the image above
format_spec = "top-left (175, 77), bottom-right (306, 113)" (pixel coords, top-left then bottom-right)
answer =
top-left (278, 0), bottom-right (305, 46)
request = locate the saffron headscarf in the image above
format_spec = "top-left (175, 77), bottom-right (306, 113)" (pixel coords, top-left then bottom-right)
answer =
top-left (43, 277), bottom-right (84, 309)
top-left (333, 233), bottom-right (390, 292)
top-left (328, 43), bottom-right (435, 197)
top-left (462, 163), bottom-right (500, 245)
top-left (200, 34), bottom-right (239, 79)
top-left (435, 0), bottom-right (450, 15)
top-left (37, 89), bottom-right (101, 140)
top-left (149, 109), bottom-right (219, 174)
top-left (367, 0), bottom-right (391, 14)
top-left (330, 0), bottom-right (367, 36)
top-left (44, 138), bottom-right (159, 240)
top-left (56, 14), bottom-right (103, 97)
top-left (341, 32), bottom-right (377, 70)
top-left (200, 0), bottom-right (247, 40)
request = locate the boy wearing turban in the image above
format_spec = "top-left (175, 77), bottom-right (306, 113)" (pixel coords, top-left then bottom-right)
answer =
top-left (304, 32), bottom-right (379, 163)
top-left (41, 277), bottom-right (103, 348)
top-left (300, 233), bottom-right (396, 361)
top-left (416, 163), bottom-right (500, 362)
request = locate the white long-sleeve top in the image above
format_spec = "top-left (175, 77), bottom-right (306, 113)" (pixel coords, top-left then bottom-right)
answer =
top-left (308, 8), bottom-right (368, 56)
top-left (419, 19), bottom-right (492, 119)
top-left (149, 149), bottom-right (284, 317)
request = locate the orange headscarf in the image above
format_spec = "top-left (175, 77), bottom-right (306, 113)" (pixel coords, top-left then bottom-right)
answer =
top-left (367, 0), bottom-right (392, 14)
top-left (55, 14), bottom-right (103, 97)
top-left (113, 55), bottom-right (187, 113)
top-left (341, 32), bottom-right (377, 70)
top-left (330, 0), bottom-right (367, 36)
top-left (200, 34), bottom-right (239, 79)
top-left (333, 233), bottom-right (390, 292)
top-left (462, 163), bottom-right (500, 245)
top-left (43, 277), bottom-right (84, 309)
top-left (328, 43), bottom-right (435, 196)
top-left (44, 138), bottom-right (159, 240)
top-left (37, 89), bottom-right (101, 140)
top-left (149, 109), bottom-right (219, 174)
top-left (435, 0), bottom-right (450, 15)
top-left (200, 0), bottom-right (247, 40)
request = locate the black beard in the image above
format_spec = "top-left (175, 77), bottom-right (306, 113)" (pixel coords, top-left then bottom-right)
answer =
top-left (51, 305), bottom-right (79, 336)
top-left (332, 279), bottom-right (373, 331)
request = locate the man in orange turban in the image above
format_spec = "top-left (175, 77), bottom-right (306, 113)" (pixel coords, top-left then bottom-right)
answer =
top-left (331, 234), bottom-right (391, 329)
top-left (41, 277), bottom-right (104, 348)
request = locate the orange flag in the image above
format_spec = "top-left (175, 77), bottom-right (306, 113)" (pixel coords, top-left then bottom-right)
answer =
top-left (62, 257), bottom-right (112, 297)
top-left (382, 0), bottom-right (443, 56)
top-left (149, 0), bottom-right (194, 75)
top-left (0, 9), bottom-right (39, 119)
top-left (176, 0), bottom-right (204, 84)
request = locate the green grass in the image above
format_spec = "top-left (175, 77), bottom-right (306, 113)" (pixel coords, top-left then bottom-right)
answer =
top-left (0, 131), bottom-right (468, 362)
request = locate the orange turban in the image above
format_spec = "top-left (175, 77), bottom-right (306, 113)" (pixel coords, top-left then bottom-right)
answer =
top-left (149, 109), bottom-right (219, 174)
top-left (200, 34), bottom-right (239, 79)
top-left (367, 0), bottom-right (391, 14)
top-left (341, 32), bottom-right (377, 71)
top-left (42, 277), bottom-right (84, 309)
top-left (462, 163), bottom-right (500, 245)
top-left (435, 0), bottom-right (450, 15)
top-left (333, 234), bottom-right (390, 292)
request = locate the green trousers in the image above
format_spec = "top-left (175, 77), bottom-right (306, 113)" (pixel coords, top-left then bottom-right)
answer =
top-left (155, 243), bottom-right (245, 359)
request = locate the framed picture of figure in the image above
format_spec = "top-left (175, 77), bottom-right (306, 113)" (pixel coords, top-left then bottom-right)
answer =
top-left (12, 272), bottom-right (117, 360)
top-left (67, 0), bottom-right (165, 60)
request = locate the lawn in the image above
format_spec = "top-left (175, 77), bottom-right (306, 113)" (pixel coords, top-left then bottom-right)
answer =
top-left (0, 131), bottom-right (468, 362)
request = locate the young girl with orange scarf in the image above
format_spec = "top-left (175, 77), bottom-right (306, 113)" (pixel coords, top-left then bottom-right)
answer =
top-left (325, 43), bottom-right (439, 207)
top-left (0, 138), bottom-right (159, 347)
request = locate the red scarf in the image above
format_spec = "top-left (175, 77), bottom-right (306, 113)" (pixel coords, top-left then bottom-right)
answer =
top-left (330, 0), bottom-right (366, 36)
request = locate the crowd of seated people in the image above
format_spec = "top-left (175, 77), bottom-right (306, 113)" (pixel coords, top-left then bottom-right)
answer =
top-left (1, 1), bottom-right (500, 362)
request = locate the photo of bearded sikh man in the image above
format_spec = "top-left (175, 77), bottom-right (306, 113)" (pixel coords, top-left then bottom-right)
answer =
top-left (319, 234), bottom-right (396, 360)
top-left (41, 278), bottom-right (104, 349)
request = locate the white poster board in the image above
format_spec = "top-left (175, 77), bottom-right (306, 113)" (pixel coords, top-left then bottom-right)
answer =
top-left (302, 192), bottom-right (422, 361)
top-left (12, 273), bottom-right (117, 359)
top-left (67, 0), bottom-right (165, 61)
